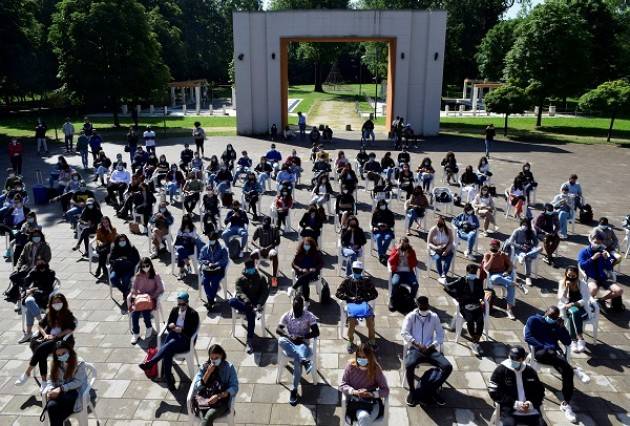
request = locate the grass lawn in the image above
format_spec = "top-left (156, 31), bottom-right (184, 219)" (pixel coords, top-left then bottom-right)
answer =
top-left (440, 116), bottom-right (630, 146)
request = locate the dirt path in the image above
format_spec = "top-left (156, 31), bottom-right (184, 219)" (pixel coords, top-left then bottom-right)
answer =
top-left (308, 99), bottom-right (365, 131)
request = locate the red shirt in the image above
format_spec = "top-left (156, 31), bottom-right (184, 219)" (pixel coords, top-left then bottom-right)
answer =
top-left (8, 142), bottom-right (23, 156)
top-left (388, 247), bottom-right (418, 272)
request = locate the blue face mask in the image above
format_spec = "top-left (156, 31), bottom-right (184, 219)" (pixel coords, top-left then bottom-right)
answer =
top-left (466, 274), bottom-right (477, 281)
top-left (352, 272), bottom-right (362, 280)
top-left (510, 360), bottom-right (522, 370)
top-left (303, 244), bottom-right (311, 252)
top-left (245, 268), bottom-right (256, 275)
top-left (544, 316), bottom-right (556, 324)
top-left (356, 357), bottom-right (368, 367)
top-left (57, 353), bottom-right (70, 363)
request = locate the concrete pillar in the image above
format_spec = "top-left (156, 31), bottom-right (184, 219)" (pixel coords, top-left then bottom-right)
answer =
top-left (444, 105), bottom-right (449, 114)
top-left (472, 86), bottom-right (479, 115)
top-left (149, 105), bottom-right (154, 115)
top-left (534, 106), bottom-right (539, 116)
top-left (231, 86), bottom-right (236, 109)
top-left (549, 106), bottom-right (556, 117)
top-left (136, 105), bottom-right (141, 115)
top-left (170, 87), bottom-right (176, 107)
top-left (164, 106), bottom-right (168, 116)
top-left (458, 105), bottom-right (464, 116)
top-left (209, 104), bottom-right (213, 115)
top-left (121, 104), bottom-right (128, 114)
top-left (182, 104), bottom-right (187, 115)
top-left (181, 88), bottom-right (186, 106)
top-left (195, 86), bottom-right (201, 114)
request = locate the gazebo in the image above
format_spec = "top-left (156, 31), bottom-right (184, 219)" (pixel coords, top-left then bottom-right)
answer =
top-left (168, 79), bottom-right (208, 113)
top-left (462, 79), bottom-right (503, 112)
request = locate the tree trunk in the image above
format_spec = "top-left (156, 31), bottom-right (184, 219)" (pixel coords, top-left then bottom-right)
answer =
top-left (607, 112), bottom-right (616, 142)
top-left (536, 100), bottom-right (543, 127)
top-left (111, 99), bottom-right (120, 127)
top-left (313, 61), bottom-right (324, 93)
top-left (504, 113), bottom-right (509, 136)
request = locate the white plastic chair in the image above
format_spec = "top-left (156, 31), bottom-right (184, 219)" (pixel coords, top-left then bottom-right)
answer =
top-left (186, 382), bottom-right (235, 426)
top-left (276, 337), bottom-right (319, 387)
top-left (451, 223), bottom-right (479, 256)
top-left (386, 264), bottom-right (420, 298)
top-left (269, 202), bottom-right (293, 233)
top-left (338, 299), bottom-right (376, 340)
top-left (341, 393), bottom-right (389, 426)
top-left (127, 294), bottom-right (165, 334)
top-left (523, 325), bottom-right (571, 369)
top-left (291, 270), bottom-right (323, 305)
top-left (559, 292), bottom-right (600, 343)
top-left (432, 187), bottom-right (454, 214)
top-left (240, 192), bottom-right (262, 218)
top-left (425, 240), bottom-right (456, 280)
top-left (458, 175), bottom-right (479, 203)
top-left (171, 243), bottom-right (199, 276)
top-left (21, 279), bottom-right (61, 333)
top-left (42, 362), bottom-right (100, 426)
top-left (623, 229), bottom-right (630, 259)
top-left (483, 269), bottom-right (512, 339)
top-left (403, 200), bottom-right (428, 233)
top-left (231, 304), bottom-right (266, 337)
top-left (157, 324), bottom-right (200, 380)
top-left (504, 188), bottom-right (528, 219)
top-left (441, 163), bottom-right (460, 184)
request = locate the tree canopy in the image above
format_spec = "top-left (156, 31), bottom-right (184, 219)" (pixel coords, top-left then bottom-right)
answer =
top-left (483, 84), bottom-right (530, 135)
top-left (579, 79), bottom-right (630, 141)
top-left (475, 19), bottom-right (520, 82)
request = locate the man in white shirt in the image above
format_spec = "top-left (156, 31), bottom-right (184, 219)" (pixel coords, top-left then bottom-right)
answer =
top-left (62, 117), bottom-right (75, 153)
top-left (143, 125), bottom-right (157, 154)
top-left (106, 163), bottom-right (131, 207)
top-left (401, 296), bottom-right (452, 406)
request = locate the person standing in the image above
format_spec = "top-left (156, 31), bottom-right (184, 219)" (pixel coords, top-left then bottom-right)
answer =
top-left (297, 112), bottom-right (306, 137)
top-left (193, 121), bottom-right (206, 157)
top-left (8, 138), bottom-right (23, 176)
top-left (484, 124), bottom-right (495, 158)
top-left (126, 126), bottom-right (139, 163)
top-left (62, 117), bottom-right (75, 153)
top-left (75, 131), bottom-right (89, 169)
top-left (35, 118), bottom-right (48, 155)
top-left (143, 125), bottom-right (157, 154)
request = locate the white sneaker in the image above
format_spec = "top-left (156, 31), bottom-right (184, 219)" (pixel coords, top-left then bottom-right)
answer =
top-left (560, 402), bottom-right (577, 423)
top-left (131, 334), bottom-right (139, 345)
top-left (15, 373), bottom-right (29, 386)
top-left (287, 287), bottom-right (295, 298)
top-left (482, 231), bottom-right (489, 237)
top-left (525, 277), bottom-right (533, 287)
top-left (437, 275), bottom-right (447, 285)
top-left (570, 341), bottom-right (578, 353)
top-left (576, 339), bottom-right (586, 353)
top-left (507, 309), bottom-right (516, 321)
top-left (471, 343), bottom-right (481, 356)
top-left (575, 367), bottom-right (590, 384)
top-left (144, 327), bottom-right (153, 340)
top-left (17, 333), bottom-right (31, 344)
top-left (517, 253), bottom-right (526, 264)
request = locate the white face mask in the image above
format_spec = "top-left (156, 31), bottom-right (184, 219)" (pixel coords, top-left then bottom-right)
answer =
top-left (52, 303), bottom-right (63, 311)
top-left (379, 205), bottom-right (386, 211)
top-left (159, 208), bottom-right (166, 213)
top-left (466, 274), bottom-right (477, 281)
top-left (142, 266), bottom-right (151, 273)
top-left (418, 309), bottom-right (429, 317)
top-left (209, 239), bottom-right (217, 245)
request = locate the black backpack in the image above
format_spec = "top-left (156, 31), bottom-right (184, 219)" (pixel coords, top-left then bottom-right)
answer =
top-left (579, 204), bottom-right (593, 224)
top-left (435, 190), bottom-right (452, 203)
top-left (411, 367), bottom-right (443, 404)
top-left (390, 284), bottom-right (416, 314)
top-left (227, 238), bottom-right (241, 260)
top-left (319, 280), bottom-right (331, 304)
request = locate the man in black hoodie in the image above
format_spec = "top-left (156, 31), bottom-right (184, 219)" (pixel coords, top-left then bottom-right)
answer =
top-left (488, 346), bottom-right (546, 426)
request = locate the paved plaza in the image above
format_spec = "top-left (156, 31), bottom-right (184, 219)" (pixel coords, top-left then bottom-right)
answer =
top-left (0, 131), bottom-right (629, 425)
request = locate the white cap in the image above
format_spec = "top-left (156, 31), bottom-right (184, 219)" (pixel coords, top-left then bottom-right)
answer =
top-left (352, 261), bottom-right (364, 270)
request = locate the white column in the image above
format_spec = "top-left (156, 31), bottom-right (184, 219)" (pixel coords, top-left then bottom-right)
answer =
top-left (195, 86), bottom-right (201, 114)
top-left (472, 86), bottom-right (479, 116)
top-left (136, 104), bottom-right (141, 115)
top-left (183, 104), bottom-right (187, 115)
top-left (181, 88), bottom-right (186, 106)
top-left (149, 105), bottom-right (154, 114)
top-left (170, 87), bottom-right (176, 107)
top-left (121, 104), bottom-right (128, 114)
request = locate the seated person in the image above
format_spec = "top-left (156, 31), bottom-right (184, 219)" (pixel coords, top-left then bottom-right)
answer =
top-left (459, 165), bottom-right (480, 202)
top-left (335, 187), bottom-right (356, 230)
top-left (401, 296), bottom-right (451, 407)
top-left (251, 216), bottom-right (280, 287)
top-left (387, 237), bottom-right (419, 307)
top-left (242, 172), bottom-right (262, 220)
top-left (228, 260), bottom-right (270, 354)
top-left (221, 201), bottom-right (249, 256)
top-left (534, 204), bottom-right (560, 266)
top-left (17, 258), bottom-right (56, 343)
top-left (453, 203), bottom-right (480, 259)
top-left (482, 239), bottom-right (516, 320)
top-left (109, 234), bottom-right (140, 302)
top-left (151, 154), bottom-right (170, 188)
top-left (7, 230), bottom-right (51, 301)
top-left (105, 162), bottom-right (131, 208)
top-left (311, 173), bottom-right (333, 208)
top-left (380, 152), bottom-right (396, 183)
top-left (340, 216), bottom-right (367, 276)
top-left (233, 150), bottom-right (252, 185)
top-left (557, 266), bottom-right (592, 354)
top-left (127, 258), bottom-right (165, 344)
top-left (363, 153), bottom-right (382, 184)
top-left (284, 149), bottom-right (302, 181)
top-left (335, 151), bottom-right (350, 173)
top-left (336, 261), bottom-right (378, 353)
top-left (149, 201), bottom-right (174, 257)
top-left (371, 200), bottom-right (395, 264)
top-left (397, 147), bottom-right (411, 166)
top-left (405, 186), bottom-right (429, 235)
top-left (397, 164), bottom-right (415, 199)
top-left (521, 163), bottom-right (538, 203)
top-left (525, 306), bottom-right (590, 423)
top-left (289, 237), bottom-right (324, 302)
top-left (131, 146), bottom-right (149, 173)
top-left (416, 157), bottom-right (435, 192)
top-left (139, 292), bottom-right (199, 389)
top-left (201, 189), bottom-right (220, 233)
top-left (444, 264), bottom-right (485, 356)
top-left (276, 164), bottom-right (296, 191)
top-left (361, 118), bottom-right (375, 144)
top-left (71, 198), bottom-right (102, 255)
top-left (299, 204), bottom-right (325, 240)
top-left (265, 143), bottom-right (282, 164)
top-left (179, 143), bottom-right (194, 172)
top-left (323, 125), bottom-right (333, 141)
top-left (551, 185), bottom-right (574, 239)
top-left (190, 151), bottom-right (203, 172)
top-left (191, 344), bottom-right (239, 424)
top-left (475, 156), bottom-right (492, 184)
top-left (309, 126), bottom-right (321, 145)
top-left (277, 295), bottom-right (319, 406)
top-left (254, 156), bottom-right (273, 190)
top-left (577, 236), bottom-right (624, 313)
top-left (205, 155), bottom-right (221, 186)
top-left (472, 185), bottom-right (496, 236)
top-left (440, 151), bottom-right (458, 186)
top-left (60, 182), bottom-right (94, 226)
top-left (488, 345), bottom-right (546, 426)
top-left (506, 219), bottom-right (540, 287)
top-left (589, 217), bottom-right (620, 264)
top-left (355, 148), bottom-right (369, 178)
top-left (8, 211), bottom-right (40, 263)
top-left (273, 187), bottom-right (293, 229)
top-left (174, 215), bottom-right (200, 279)
top-left (508, 176), bottom-right (527, 220)
top-left (339, 343), bottom-right (389, 426)
top-left (221, 144), bottom-right (237, 170)
top-left (338, 164), bottom-right (359, 194)
top-left (198, 232), bottom-right (229, 309)
top-left (427, 216), bottom-right (454, 284)
top-left (182, 171), bottom-right (204, 215)
top-left (561, 174), bottom-right (583, 209)
top-left (164, 163), bottom-right (186, 200)
top-left (0, 194), bottom-right (30, 239)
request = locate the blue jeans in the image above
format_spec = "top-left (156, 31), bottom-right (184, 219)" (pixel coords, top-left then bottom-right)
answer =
top-left (257, 173), bottom-right (270, 189)
top-left (131, 310), bottom-right (152, 334)
top-left (417, 172), bottom-right (434, 191)
top-left (431, 251), bottom-right (453, 276)
top-left (221, 226), bottom-right (248, 248)
top-left (342, 247), bottom-right (362, 276)
top-left (175, 244), bottom-right (195, 268)
top-left (79, 149), bottom-right (89, 168)
top-left (384, 168), bottom-right (394, 182)
top-left (202, 269), bottom-right (226, 302)
top-left (391, 272), bottom-right (419, 297)
top-left (484, 139), bottom-right (491, 156)
top-left (406, 208), bottom-right (425, 229)
top-left (458, 230), bottom-right (477, 253)
top-left (65, 207), bottom-right (82, 225)
top-left (558, 210), bottom-right (572, 236)
top-left (514, 249), bottom-right (539, 276)
top-left (228, 298), bottom-right (256, 339)
top-left (489, 273), bottom-right (516, 305)
top-left (165, 182), bottom-right (179, 197)
top-left (278, 337), bottom-right (312, 390)
top-left (150, 332), bottom-right (189, 378)
top-left (109, 270), bottom-right (133, 295)
top-left (373, 230), bottom-right (394, 257)
top-left (23, 296), bottom-right (41, 327)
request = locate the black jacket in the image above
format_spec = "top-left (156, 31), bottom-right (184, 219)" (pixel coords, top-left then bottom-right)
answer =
top-left (489, 361), bottom-right (545, 409)
top-left (234, 272), bottom-right (270, 306)
top-left (444, 276), bottom-right (485, 316)
top-left (24, 268), bottom-right (56, 308)
top-left (167, 306), bottom-right (200, 341)
top-left (341, 227), bottom-right (367, 248)
top-left (371, 209), bottom-right (395, 230)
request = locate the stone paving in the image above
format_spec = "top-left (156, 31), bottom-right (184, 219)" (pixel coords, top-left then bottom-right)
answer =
top-left (0, 130), bottom-right (629, 425)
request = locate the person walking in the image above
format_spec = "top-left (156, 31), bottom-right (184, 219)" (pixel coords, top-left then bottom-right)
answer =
top-left (8, 138), bottom-right (23, 176)
top-left (484, 124), bottom-right (495, 158)
top-left (62, 117), bottom-right (75, 153)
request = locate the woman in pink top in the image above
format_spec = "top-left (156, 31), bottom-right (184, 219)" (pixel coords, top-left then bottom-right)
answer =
top-left (128, 258), bottom-right (165, 344)
top-left (339, 343), bottom-right (389, 425)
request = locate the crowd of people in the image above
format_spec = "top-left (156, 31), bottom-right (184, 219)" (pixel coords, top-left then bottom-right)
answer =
top-left (1, 116), bottom-right (627, 425)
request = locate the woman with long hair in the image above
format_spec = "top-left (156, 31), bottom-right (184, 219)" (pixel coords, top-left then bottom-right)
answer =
top-left (15, 293), bottom-right (77, 385)
top-left (339, 343), bottom-right (389, 426)
top-left (128, 258), bottom-right (165, 344)
top-left (557, 266), bottom-right (590, 353)
top-left (94, 216), bottom-right (117, 281)
top-left (289, 237), bottom-right (324, 301)
top-left (427, 215), bottom-right (455, 284)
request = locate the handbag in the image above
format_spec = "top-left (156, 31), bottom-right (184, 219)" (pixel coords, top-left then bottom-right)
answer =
top-left (193, 378), bottom-right (223, 414)
top-left (346, 396), bottom-right (384, 423)
top-left (346, 302), bottom-right (373, 319)
top-left (133, 294), bottom-right (153, 312)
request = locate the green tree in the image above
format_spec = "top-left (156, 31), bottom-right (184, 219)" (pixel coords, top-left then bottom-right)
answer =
top-left (268, 0), bottom-right (349, 92)
top-left (49, 0), bottom-right (171, 126)
top-left (504, 1), bottom-right (592, 127)
top-left (475, 19), bottom-right (520, 81)
top-left (579, 79), bottom-right (630, 141)
top-left (483, 84), bottom-right (530, 136)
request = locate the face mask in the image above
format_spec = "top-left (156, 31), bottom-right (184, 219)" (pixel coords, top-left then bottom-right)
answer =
top-left (118, 241), bottom-right (127, 248)
top-left (87, 204), bottom-right (94, 209)
top-left (52, 302), bottom-right (63, 311)
top-left (356, 357), bottom-right (369, 367)
top-left (510, 360), bottom-right (522, 370)
top-left (418, 309), bottom-right (429, 317)
top-left (209, 239), bottom-right (217, 246)
top-left (352, 272), bottom-right (362, 280)
top-left (245, 267), bottom-right (256, 275)
top-left (73, 177), bottom-right (79, 181)
top-left (466, 274), bottom-right (477, 281)
top-left (520, 225), bottom-right (528, 231)
top-left (178, 303), bottom-right (187, 310)
top-left (117, 166), bottom-right (123, 171)
top-left (211, 358), bottom-right (222, 367)
top-left (303, 244), bottom-right (311, 252)
top-left (184, 228), bottom-right (191, 233)
top-left (545, 210), bottom-right (554, 216)
top-left (379, 205), bottom-right (386, 211)
top-left (544, 316), bottom-right (557, 324)
top-left (159, 208), bottom-right (166, 213)
top-left (27, 218), bottom-right (35, 224)
top-left (142, 266), bottom-right (151, 273)
top-left (32, 237), bottom-right (41, 244)
top-left (57, 353), bottom-right (70, 363)
top-left (465, 210), bottom-right (473, 215)
top-left (16, 203), bottom-right (23, 209)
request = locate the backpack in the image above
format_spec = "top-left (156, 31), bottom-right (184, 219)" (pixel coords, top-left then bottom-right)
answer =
top-left (227, 237), bottom-right (241, 260)
top-left (435, 190), bottom-right (452, 203)
top-left (410, 367), bottom-right (443, 404)
top-left (144, 347), bottom-right (159, 379)
top-left (319, 280), bottom-right (331, 304)
top-left (452, 193), bottom-right (462, 206)
top-left (390, 284), bottom-right (416, 314)
top-left (220, 191), bottom-right (233, 208)
top-left (579, 204), bottom-right (593, 224)
top-left (487, 185), bottom-right (497, 197)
